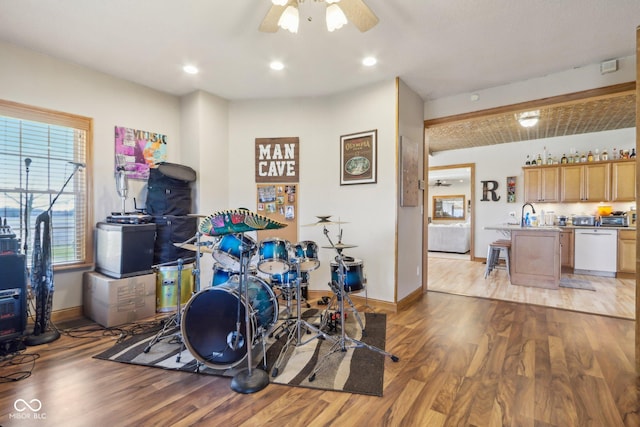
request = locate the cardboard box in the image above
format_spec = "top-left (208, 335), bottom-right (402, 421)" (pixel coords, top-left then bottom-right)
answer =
top-left (83, 271), bottom-right (156, 327)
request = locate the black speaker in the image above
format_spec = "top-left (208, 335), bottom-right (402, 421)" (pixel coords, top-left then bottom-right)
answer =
top-left (0, 254), bottom-right (27, 342)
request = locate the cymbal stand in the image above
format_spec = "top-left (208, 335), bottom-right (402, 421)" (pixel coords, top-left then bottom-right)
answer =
top-left (308, 227), bottom-right (398, 382)
top-left (271, 258), bottom-right (339, 378)
top-left (322, 279), bottom-right (365, 334)
top-left (231, 233), bottom-right (270, 394)
top-left (143, 257), bottom-right (192, 361)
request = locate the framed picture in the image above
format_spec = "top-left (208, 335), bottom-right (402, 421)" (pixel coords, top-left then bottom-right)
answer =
top-left (432, 194), bottom-right (466, 220)
top-left (340, 130), bottom-right (377, 185)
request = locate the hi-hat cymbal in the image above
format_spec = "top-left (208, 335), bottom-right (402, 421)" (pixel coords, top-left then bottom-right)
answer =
top-left (322, 243), bottom-right (357, 249)
top-left (303, 220), bottom-right (349, 227)
top-left (173, 242), bottom-right (213, 254)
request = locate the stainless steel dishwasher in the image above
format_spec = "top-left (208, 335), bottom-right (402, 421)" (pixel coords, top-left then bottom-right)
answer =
top-left (573, 228), bottom-right (617, 277)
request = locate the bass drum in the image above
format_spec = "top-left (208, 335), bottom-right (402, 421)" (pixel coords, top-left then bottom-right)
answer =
top-left (181, 275), bottom-right (278, 369)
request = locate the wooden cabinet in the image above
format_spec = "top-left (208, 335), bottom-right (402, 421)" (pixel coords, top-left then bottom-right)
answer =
top-left (511, 229), bottom-right (561, 289)
top-left (611, 161), bottom-right (636, 201)
top-left (559, 230), bottom-right (574, 268)
top-left (560, 163), bottom-right (610, 202)
top-left (524, 167), bottom-right (559, 203)
top-left (617, 229), bottom-right (636, 274)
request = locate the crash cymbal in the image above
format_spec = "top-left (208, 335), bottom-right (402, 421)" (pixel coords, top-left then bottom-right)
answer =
top-left (173, 242), bottom-right (213, 254)
top-left (322, 243), bottom-right (357, 249)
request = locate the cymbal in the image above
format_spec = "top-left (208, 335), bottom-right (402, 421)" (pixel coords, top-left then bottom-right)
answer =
top-left (303, 220), bottom-right (349, 227)
top-left (302, 215), bottom-right (349, 227)
top-left (322, 243), bottom-right (357, 249)
top-left (173, 242), bottom-right (213, 254)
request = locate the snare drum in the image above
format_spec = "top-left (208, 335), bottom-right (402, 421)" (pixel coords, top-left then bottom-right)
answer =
top-left (258, 238), bottom-right (291, 275)
top-left (181, 275), bottom-right (278, 369)
top-left (293, 240), bottom-right (320, 272)
top-left (213, 233), bottom-right (257, 271)
top-left (330, 258), bottom-right (365, 293)
top-left (212, 263), bottom-right (257, 286)
top-left (271, 269), bottom-right (300, 288)
top-left (156, 263), bottom-right (195, 312)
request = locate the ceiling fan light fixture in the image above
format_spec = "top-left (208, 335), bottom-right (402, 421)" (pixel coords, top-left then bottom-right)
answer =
top-left (326, 4), bottom-right (347, 32)
top-left (326, 0), bottom-right (341, 3)
top-left (272, 0), bottom-right (288, 5)
top-left (278, 5), bottom-right (299, 33)
top-left (516, 110), bottom-right (540, 128)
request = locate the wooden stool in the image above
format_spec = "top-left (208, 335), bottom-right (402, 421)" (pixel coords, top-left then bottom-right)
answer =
top-left (484, 239), bottom-right (511, 281)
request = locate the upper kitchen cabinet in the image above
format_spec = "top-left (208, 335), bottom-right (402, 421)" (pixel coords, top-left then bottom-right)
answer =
top-left (611, 160), bottom-right (636, 201)
top-left (560, 162), bottom-right (610, 202)
top-left (524, 166), bottom-right (559, 203)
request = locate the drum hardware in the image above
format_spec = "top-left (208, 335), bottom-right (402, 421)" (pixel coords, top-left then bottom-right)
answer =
top-left (307, 221), bottom-right (399, 383)
top-left (270, 258), bottom-right (337, 378)
top-left (143, 257), bottom-right (194, 360)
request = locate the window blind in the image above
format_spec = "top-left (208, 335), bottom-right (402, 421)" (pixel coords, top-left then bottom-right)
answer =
top-left (0, 100), bottom-right (91, 267)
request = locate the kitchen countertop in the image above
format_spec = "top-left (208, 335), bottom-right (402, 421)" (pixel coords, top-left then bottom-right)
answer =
top-left (485, 224), bottom-right (636, 231)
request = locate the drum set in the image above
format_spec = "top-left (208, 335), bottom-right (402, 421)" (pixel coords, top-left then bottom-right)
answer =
top-left (144, 209), bottom-right (398, 394)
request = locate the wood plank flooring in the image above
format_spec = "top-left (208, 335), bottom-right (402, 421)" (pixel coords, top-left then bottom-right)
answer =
top-left (428, 256), bottom-right (636, 320)
top-left (0, 292), bottom-right (638, 426)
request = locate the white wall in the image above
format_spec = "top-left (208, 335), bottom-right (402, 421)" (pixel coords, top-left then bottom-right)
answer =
top-left (429, 128), bottom-right (636, 256)
top-left (228, 80), bottom-right (398, 302)
top-left (0, 41), bottom-right (182, 311)
top-left (397, 79), bottom-right (425, 301)
top-left (425, 55), bottom-right (636, 119)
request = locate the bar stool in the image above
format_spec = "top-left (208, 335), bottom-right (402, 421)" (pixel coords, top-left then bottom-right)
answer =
top-left (484, 239), bottom-right (511, 281)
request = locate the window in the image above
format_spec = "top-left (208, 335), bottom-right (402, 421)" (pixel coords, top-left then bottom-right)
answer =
top-left (0, 100), bottom-right (92, 268)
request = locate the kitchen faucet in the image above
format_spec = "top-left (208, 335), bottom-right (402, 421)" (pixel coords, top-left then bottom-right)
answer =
top-left (521, 202), bottom-right (536, 227)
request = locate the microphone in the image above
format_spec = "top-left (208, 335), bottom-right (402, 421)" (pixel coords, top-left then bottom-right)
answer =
top-left (24, 158), bottom-right (32, 169)
top-left (68, 161), bottom-right (86, 168)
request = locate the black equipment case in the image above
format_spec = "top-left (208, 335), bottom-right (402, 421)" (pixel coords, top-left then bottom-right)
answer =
top-left (146, 163), bottom-right (196, 216)
top-left (152, 215), bottom-right (198, 264)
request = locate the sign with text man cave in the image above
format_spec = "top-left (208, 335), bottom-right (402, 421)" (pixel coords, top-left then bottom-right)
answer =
top-left (255, 137), bottom-right (299, 183)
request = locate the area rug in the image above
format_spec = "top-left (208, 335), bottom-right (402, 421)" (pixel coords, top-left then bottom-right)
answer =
top-left (559, 277), bottom-right (596, 291)
top-left (94, 309), bottom-right (387, 396)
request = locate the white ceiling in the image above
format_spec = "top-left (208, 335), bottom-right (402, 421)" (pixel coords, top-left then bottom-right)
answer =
top-left (0, 0), bottom-right (638, 102)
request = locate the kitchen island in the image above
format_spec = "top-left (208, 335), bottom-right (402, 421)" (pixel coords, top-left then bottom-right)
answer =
top-left (485, 225), bottom-right (561, 289)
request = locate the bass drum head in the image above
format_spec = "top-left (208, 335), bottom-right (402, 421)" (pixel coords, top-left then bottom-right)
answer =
top-left (181, 286), bottom-right (253, 369)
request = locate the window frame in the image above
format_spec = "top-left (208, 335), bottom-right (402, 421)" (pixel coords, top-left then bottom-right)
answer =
top-left (0, 99), bottom-right (93, 271)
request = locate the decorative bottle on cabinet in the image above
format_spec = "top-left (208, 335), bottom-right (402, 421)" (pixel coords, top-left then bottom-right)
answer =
top-left (631, 148), bottom-right (636, 158)
top-left (561, 153), bottom-right (568, 164)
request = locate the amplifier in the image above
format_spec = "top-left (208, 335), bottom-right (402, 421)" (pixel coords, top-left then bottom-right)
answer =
top-left (0, 255), bottom-right (27, 341)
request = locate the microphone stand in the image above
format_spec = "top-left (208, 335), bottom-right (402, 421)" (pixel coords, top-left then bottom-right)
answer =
top-left (26, 162), bottom-right (84, 346)
top-left (231, 233), bottom-right (269, 394)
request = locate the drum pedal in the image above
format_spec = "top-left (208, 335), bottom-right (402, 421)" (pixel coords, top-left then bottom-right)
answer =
top-left (317, 296), bottom-right (330, 305)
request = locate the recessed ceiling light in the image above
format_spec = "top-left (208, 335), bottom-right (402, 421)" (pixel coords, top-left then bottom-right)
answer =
top-left (183, 65), bottom-right (199, 75)
top-left (362, 56), bottom-right (377, 67)
top-left (270, 61), bottom-right (285, 71)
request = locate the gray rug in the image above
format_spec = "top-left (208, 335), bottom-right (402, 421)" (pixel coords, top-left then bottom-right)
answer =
top-left (94, 309), bottom-right (387, 396)
top-left (559, 277), bottom-right (596, 291)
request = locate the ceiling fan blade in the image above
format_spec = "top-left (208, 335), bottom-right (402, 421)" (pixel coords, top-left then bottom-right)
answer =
top-left (259, 3), bottom-right (288, 33)
top-left (338, 0), bottom-right (379, 32)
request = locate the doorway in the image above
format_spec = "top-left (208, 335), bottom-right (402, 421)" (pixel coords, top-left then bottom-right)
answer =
top-left (427, 164), bottom-right (475, 261)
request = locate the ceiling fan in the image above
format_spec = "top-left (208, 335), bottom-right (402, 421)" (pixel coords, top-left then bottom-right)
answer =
top-left (430, 180), bottom-right (452, 187)
top-left (259, 0), bottom-right (379, 33)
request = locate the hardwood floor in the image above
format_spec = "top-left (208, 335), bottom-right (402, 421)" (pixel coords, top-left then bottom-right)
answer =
top-left (428, 256), bottom-right (636, 320)
top-left (1, 292), bottom-right (638, 426)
